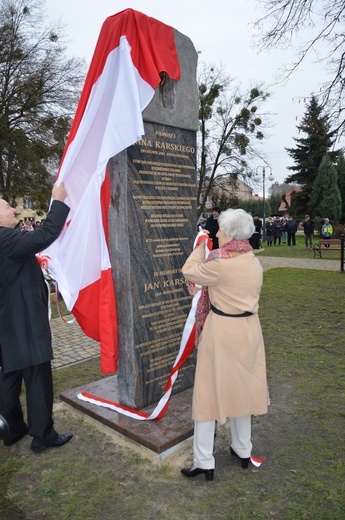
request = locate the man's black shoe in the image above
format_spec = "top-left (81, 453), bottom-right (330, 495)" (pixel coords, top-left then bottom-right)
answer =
top-left (30, 433), bottom-right (73, 452)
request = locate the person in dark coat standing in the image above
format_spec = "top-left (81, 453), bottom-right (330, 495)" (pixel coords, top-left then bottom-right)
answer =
top-left (249, 216), bottom-right (262, 250)
top-left (286, 216), bottom-right (298, 246)
top-left (205, 207), bottom-right (221, 249)
top-left (273, 217), bottom-right (283, 246)
top-left (0, 183), bottom-right (73, 451)
top-left (302, 215), bottom-right (315, 249)
top-left (265, 217), bottom-right (275, 246)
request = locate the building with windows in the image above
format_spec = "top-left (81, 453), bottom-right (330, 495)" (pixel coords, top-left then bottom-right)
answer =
top-left (14, 197), bottom-right (47, 223)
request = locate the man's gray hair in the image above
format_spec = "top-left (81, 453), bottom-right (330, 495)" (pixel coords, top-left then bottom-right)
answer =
top-left (218, 208), bottom-right (255, 240)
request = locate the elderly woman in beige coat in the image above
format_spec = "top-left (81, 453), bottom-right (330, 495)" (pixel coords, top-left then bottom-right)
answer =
top-left (181, 208), bottom-right (269, 481)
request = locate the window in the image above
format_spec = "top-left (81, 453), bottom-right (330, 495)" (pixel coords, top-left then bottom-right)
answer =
top-left (23, 198), bottom-right (33, 209)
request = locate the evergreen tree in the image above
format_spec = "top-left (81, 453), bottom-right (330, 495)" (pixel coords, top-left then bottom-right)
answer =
top-left (286, 96), bottom-right (339, 218)
top-left (236, 199), bottom-right (271, 219)
top-left (269, 193), bottom-right (282, 215)
top-left (336, 151), bottom-right (345, 223)
top-left (310, 155), bottom-right (341, 224)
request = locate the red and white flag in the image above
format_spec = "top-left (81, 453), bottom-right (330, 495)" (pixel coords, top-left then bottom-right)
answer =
top-left (44, 9), bottom-right (180, 373)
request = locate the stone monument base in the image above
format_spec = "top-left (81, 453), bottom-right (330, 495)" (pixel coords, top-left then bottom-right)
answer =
top-left (60, 376), bottom-right (194, 457)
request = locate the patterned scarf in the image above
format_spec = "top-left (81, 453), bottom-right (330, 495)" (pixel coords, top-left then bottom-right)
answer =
top-left (195, 239), bottom-right (252, 345)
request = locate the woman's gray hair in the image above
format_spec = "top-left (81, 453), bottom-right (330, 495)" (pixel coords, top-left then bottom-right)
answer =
top-left (218, 208), bottom-right (255, 240)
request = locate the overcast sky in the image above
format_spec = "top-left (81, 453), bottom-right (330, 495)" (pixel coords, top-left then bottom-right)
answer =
top-left (45, 0), bottom-right (332, 193)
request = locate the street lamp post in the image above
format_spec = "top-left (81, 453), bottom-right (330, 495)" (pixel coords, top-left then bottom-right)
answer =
top-left (253, 166), bottom-right (274, 243)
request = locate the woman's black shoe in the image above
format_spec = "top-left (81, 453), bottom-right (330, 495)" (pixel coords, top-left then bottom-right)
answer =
top-left (230, 447), bottom-right (250, 469)
top-left (181, 467), bottom-right (214, 481)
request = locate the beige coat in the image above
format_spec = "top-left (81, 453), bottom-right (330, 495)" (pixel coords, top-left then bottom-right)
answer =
top-left (182, 243), bottom-right (270, 424)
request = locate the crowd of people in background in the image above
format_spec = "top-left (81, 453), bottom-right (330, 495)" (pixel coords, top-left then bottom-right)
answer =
top-left (199, 210), bottom-right (335, 251)
top-left (16, 220), bottom-right (43, 231)
top-left (257, 215), bottom-right (299, 248)
top-left (249, 214), bottom-right (334, 250)
top-left (259, 214), bottom-right (333, 249)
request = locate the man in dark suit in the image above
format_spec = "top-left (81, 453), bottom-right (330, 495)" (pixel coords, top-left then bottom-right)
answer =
top-left (205, 206), bottom-right (221, 250)
top-left (0, 183), bottom-right (73, 451)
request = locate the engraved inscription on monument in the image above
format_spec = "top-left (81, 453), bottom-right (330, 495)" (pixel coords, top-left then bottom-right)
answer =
top-left (126, 122), bottom-right (197, 407)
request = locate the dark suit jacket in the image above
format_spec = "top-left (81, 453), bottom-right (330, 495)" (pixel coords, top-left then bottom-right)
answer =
top-left (205, 216), bottom-right (219, 249)
top-left (0, 200), bottom-right (69, 373)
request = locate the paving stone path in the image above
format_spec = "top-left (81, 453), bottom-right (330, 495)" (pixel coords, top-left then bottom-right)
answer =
top-left (258, 255), bottom-right (341, 272)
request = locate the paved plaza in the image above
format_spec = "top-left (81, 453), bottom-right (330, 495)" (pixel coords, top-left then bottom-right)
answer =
top-left (51, 316), bottom-right (99, 371)
top-left (51, 256), bottom-right (342, 371)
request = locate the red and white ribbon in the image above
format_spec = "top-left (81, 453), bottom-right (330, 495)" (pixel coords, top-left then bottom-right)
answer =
top-left (250, 455), bottom-right (264, 467)
top-left (77, 290), bottom-right (199, 419)
top-left (36, 253), bottom-right (75, 325)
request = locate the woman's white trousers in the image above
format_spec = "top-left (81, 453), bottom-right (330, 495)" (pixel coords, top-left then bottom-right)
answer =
top-left (193, 416), bottom-right (252, 469)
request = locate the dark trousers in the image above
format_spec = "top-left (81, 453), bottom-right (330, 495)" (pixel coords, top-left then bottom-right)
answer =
top-left (287, 233), bottom-right (296, 245)
top-left (0, 361), bottom-right (57, 445)
top-left (323, 236), bottom-right (331, 248)
top-left (304, 233), bottom-right (313, 248)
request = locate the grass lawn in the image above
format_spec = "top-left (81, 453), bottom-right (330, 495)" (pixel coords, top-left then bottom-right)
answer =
top-left (1, 268), bottom-right (344, 519)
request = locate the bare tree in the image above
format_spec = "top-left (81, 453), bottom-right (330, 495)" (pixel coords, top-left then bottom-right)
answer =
top-left (254, 0), bottom-right (345, 136)
top-left (0, 0), bottom-right (85, 209)
top-left (197, 64), bottom-right (270, 217)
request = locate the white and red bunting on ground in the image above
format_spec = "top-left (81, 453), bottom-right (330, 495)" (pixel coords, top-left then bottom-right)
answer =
top-left (43, 9), bottom-right (180, 374)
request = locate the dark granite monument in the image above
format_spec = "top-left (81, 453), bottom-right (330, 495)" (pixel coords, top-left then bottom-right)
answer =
top-left (61, 28), bottom-right (199, 453)
top-left (109, 29), bottom-right (199, 409)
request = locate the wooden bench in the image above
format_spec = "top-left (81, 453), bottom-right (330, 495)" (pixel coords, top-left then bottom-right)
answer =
top-left (313, 239), bottom-right (342, 259)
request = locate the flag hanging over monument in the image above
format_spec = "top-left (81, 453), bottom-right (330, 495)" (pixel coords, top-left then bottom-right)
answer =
top-left (44, 9), bottom-right (180, 373)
